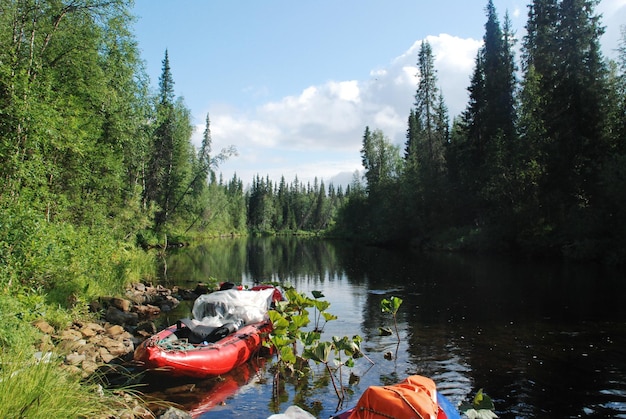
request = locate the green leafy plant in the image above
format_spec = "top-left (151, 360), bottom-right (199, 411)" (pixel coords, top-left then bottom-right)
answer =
top-left (301, 334), bottom-right (369, 402)
top-left (380, 296), bottom-right (403, 342)
top-left (264, 287), bottom-right (315, 382)
top-left (459, 389), bottom-right (498, 419)
top-left (264, 286), bottom-right (368, 406)
top-left (311, 290), bottom-right (336, 332)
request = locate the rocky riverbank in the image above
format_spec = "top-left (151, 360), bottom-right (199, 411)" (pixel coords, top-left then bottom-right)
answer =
top-left (32, 281), bottom-right (215, 419)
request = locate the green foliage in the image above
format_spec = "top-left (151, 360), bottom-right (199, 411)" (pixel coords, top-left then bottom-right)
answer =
top-left (331, 0), bottom-right (625, 263)
top-left (0, 350), bottom-right (140, 419)
top-left (460, 389), bottom-right (498, 419)
top-left (1, 202), bottom-right (150, 308)
top-left (380, 295), bottom-right (403, 315)
top-left (246, 174), bottom-right (344, 234)
top-left (402, 40), bottom-right (451, 237)
top-left (518, 0), bottom-right (611, 253)
top-left (0, 294), bottom-right (42, 351)
top-left (380, 296), bottom-right (403, 342)
top-left (335, 126), bottom-right (409, 244)
top-left (361, 127), bottom-right (402, 194)
top-left (265, 286), bottom-right (367, 404)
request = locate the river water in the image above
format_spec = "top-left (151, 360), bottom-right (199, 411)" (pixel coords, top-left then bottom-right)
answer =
top-left (143, 237), bottom-right (626, 418)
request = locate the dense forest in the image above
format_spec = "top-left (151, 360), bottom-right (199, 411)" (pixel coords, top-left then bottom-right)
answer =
top-left (1, 0), bottom-right (625, 319)
top-left (340, 0), bottom-right (626, 264)
top-left (1, 0), bottom-right (626, 319)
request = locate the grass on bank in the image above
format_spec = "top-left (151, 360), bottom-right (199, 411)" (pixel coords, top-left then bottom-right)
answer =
top-left (0, 349), bottom-right (146, 419)
top-left (0, 202), bottom-right (157, 417)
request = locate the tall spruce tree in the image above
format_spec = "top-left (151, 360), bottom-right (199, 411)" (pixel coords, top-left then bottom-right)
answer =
top-left (403, 109), bottom-right (422, 196)
top-left (455, 1), bottom-right (518, 226)
top-left (144, 50), bottom-right (193, 227)
top-left (413, 41), bottom-right (448, 178)
top-left (405, 40), bottom-right (450, 230)
top-left (483, 1), bottom-right (516, 143)
top-left (521, 0), bottom-right (608, 237)
top-left (461, 51), bottom-right (486, 179)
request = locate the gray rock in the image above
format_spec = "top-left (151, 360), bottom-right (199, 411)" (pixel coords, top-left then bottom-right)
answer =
top-left (158, 407), bottom-right (192, 419)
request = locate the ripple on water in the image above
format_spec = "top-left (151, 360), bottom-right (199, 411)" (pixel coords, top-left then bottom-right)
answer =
top-left (433, 357), bottom-right (473, 406)
top-left (594, 383), bottom-right (626, 417)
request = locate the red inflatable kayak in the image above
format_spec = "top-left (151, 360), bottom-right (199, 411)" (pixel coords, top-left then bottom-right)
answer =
top-left (134, 286), bottom-right (280, 378)
top-left (133, 320), bottom-right (272, 378)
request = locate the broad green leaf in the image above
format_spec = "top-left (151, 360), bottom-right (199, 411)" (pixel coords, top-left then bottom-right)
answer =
top-left (303, 341), bottom-right (332, 363)
top-left (474, 388), bottom-right (484, 405)
top-left (380, 296), bottom-right (403, 314)
top-left (313, 299), bottom-right (331, 311)
top-left (298, 331), bottom-right (321, 346)
top-left (474, 392), bottom-right (495, 410)
top-left (269, 311), bottom-right (289, 331)
top-left (269, 335), bottom-right (293, 348)
top-left (286, 288), bottom-right (312, 308)
top-left (381, 298), bottom-right (392, 313)
top-left (290, 313), bottom-right (310, 329)
top-left (279, 345), bottom-right (296, 364)
top-left (311, 290), bottom-right (324, 299)
top-left (391, 296), bottom-right (403, 311)
top-left (322, 312), bottom-right (337, 321)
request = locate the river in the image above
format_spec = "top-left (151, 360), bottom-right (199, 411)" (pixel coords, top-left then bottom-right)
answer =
top-left (142, 236), bottom-right (626, 418)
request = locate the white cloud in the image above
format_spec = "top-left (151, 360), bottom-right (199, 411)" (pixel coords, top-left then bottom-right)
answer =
top-left (198, 2), bottom-right (624, 188)
top-left (598, 0), bottom-right (626, 60)
top-left (211, 114), bottom-right (281, 148)
top-left (428, 34), bottom-right (483, 116)
top-left (329, 80), bottom-right (361, 103)
top-left (204, 34), bottom-right (482, 186)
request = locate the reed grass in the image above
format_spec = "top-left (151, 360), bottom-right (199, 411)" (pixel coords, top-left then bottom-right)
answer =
top-left (0, 350), bottom-right (125, 419)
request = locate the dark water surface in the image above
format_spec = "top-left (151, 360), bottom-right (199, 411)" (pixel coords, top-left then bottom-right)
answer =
top-left (144, 237), bottom-right (626, 418)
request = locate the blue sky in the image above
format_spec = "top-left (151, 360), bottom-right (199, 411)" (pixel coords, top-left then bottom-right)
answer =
top-left (131, 0), bottom-right (626, 188)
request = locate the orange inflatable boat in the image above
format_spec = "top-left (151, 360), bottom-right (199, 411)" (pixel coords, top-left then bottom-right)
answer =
top-left (332, 375), bottom-right (461, 419)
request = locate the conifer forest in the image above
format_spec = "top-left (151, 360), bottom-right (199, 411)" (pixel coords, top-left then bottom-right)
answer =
top-left (1, 0), bottom-right (626, 310)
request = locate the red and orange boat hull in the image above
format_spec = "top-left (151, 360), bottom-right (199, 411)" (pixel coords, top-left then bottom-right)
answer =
top-left (134, 321), bottom-right (272, 378)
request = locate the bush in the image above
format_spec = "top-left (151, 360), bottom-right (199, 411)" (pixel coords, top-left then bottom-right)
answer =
top-left (1, 200), bottom-right (155, 312)
top-left (0, 199), bottom-right (156, 418)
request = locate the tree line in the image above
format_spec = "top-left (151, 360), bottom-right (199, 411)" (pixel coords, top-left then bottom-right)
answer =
top-left (2, 0), bottom-right (625, 287)
top-left (338, 0), bottom-right (626, 263)
top-left (0, 0), bottom-right (249, 310)
top-left (247, 174), bottom-right (352, 234)
top-left (0, 1), bottom-right (347, 253)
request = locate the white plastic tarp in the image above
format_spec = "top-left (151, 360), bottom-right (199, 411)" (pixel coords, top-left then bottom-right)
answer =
top-left (191, 288), bottom-right (275, 328)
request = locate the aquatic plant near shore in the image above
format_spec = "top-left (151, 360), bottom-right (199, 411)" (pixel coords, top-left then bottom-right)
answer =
top-left (311, 290), bottom-right (336, 332)
top-left (264, 287), bottom-right (369, 406)
top-left (460, 388), bottom-right (498, 419)
top-left (380, 296), bottom-right (403, 342)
